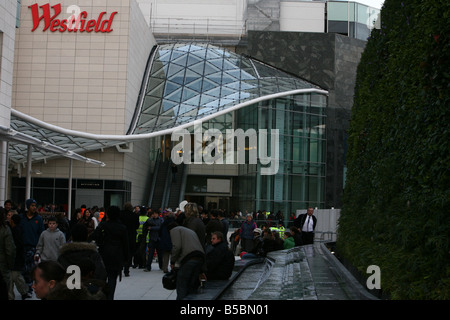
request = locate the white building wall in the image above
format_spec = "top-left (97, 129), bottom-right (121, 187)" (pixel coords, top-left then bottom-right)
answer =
top-left (123, 0), bottom-right (156, 205)
top-left (13, 0), bottom-right (155, 136)
top-left (11, 0), bottom-right (157, 206)
top-left (0, 0), bottom-right (16, 128)
top-left (137, 0), bottom-right (247, 36)
top-left (280, 1), bottom-right (325, 33)
top-left (0, 0), bottom-right (18, 204)
top-left (125, 0), bottom-right (155, 131)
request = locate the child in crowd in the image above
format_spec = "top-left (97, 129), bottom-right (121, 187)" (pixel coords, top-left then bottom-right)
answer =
top-left (35, 216), bottom-right (66, 262)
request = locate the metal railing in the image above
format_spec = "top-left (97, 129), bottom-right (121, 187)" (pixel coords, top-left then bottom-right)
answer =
top-left (226, 209), bottom-right (340, 242)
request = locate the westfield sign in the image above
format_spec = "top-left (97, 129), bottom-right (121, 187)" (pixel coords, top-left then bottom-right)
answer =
top-left (29, 3), bottom-right (118, 33)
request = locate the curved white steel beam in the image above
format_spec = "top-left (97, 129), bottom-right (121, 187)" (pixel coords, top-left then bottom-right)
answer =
top-left (11, 87), bottom-right (328, 142)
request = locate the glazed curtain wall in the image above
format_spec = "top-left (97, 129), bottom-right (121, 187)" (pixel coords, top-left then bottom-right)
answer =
top-left (235, 93), bottom-right (326, 217)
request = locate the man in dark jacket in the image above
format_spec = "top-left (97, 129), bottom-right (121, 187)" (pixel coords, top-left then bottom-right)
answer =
top-left (205, 231), bottom-right (234, 280)
top-left (119, 203), bottom-right (139, 276)
top-left (239, 214), bottom-right (257, 252)
top-left (90, 206), bottom-right (128, 300)
top-left (159, 209), bottom-right (175, 273)
top-left (20, 198), bottom-right (44, 290)
top-left (143, 210), bottom-right (163, 271)
top-left (293, 207), bottom-right (317, 245)
top-left (8, 214), bottom-right (31, 300)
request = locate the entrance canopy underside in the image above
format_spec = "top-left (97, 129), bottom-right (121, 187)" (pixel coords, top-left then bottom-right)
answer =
top-left (3, 43), bottom-right (327, 166)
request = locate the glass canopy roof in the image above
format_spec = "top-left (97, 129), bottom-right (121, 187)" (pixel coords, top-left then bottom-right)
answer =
top-left (5, 43), bottom-right (326, 165)
top-left (131, 43), bottom-right (323, 134)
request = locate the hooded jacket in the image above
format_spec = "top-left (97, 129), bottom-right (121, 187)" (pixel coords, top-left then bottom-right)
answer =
top-left (35, 227), bottom-right (65, 261)
top-left (58, 241), bottom-right (107, 281)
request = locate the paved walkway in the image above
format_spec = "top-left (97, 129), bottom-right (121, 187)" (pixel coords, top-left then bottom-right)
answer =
top-left (14, 260), bottom-right (177, 300)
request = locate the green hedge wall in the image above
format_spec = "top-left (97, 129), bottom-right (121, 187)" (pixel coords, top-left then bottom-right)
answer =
top-left (338, 0), bottom-right (449, 299)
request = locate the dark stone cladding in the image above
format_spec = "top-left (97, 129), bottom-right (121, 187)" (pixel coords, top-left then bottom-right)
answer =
top-left (241, 31), bottom-right (367, 208)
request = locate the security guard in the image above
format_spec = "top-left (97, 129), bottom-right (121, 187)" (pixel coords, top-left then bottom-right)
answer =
top-left (135, 207), bottom-right (149, 268)
top-left (137, 214), bottom-right (149, 243)
top-left (277, 223), bottom-right (286, 238)
top-left (270, 226), bottom-right (279, 234)
top-left (270, 224), bottom-right (285, 238)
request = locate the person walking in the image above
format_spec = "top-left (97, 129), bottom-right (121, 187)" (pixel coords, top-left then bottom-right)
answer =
top-left (239, 214), bottom-right (257, 253)
top-left (20, 199), bottom-right (44, 292)
top-left (8, 214), bottom-right (30, 300)
top-left (159, 209), bottom-right (175, 273)
top-left (35, 216), bottom-right (66, 262)
top-left (135, 206), bottom-right (149, 269)
top-left (294, 207), bottom-right (317, 245)
top-left (0, 207), bottom-right (16, 300)
top-left (143, 210), bottom-right (163, 272)
top-left (90, 206), bottom-right (129, 300)
top-left (119, 203), bottom-right (139, 277)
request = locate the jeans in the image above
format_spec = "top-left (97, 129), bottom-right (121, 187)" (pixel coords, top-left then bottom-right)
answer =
top-left (176, 259), bottom-right (203, 300)
top-left (146, 240), bottom-right (162, 270)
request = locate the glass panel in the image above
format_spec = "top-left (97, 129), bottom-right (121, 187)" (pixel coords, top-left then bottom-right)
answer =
top-left (327, 1), bottom-right (354, 21)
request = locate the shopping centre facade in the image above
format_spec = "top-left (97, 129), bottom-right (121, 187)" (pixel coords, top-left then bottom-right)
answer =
top-left (0, 0), bottom-right (379, 219)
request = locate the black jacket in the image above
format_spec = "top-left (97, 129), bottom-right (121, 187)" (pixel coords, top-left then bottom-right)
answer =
top-left (91, 220), bottom-right (129, 272)
top-left (10, 224), bottom-right (25, 271)
top-left (205, 241), bottom-right (234, 280)
top-left (119, 209), bottom-right (139, 246)
top-left (294, 214), bottom-right (317, 231)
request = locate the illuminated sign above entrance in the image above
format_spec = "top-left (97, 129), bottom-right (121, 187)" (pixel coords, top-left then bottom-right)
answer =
top-left (29, 3), bottom-right (118, 33)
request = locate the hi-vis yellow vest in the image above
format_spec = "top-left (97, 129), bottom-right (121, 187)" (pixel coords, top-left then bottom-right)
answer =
top-left (137, 216), bottom-right (149, 242)
top-left (278, 226), bottom-right (285, 237)
top-left (270, 226), bottom-right (285, 237)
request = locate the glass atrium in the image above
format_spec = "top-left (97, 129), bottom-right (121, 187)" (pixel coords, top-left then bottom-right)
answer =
top-left (138, 43), bottom-right (328, 215)
top-left (6, 43), bottom-right (328, 214)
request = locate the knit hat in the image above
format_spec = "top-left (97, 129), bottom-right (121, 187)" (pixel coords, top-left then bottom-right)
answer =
top-left (25, 198), bottom-right (36, 209)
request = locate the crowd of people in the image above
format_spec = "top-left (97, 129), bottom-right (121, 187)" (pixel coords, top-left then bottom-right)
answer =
top-left (0, 199), bottom-right (316, 301)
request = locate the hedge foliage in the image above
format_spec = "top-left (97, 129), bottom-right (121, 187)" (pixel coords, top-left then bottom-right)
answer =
top-left (337, 0), bottom-right (450, 299)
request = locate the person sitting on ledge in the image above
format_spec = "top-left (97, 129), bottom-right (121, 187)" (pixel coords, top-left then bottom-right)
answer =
top-left (205, 231), bottom-right (235, 281)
